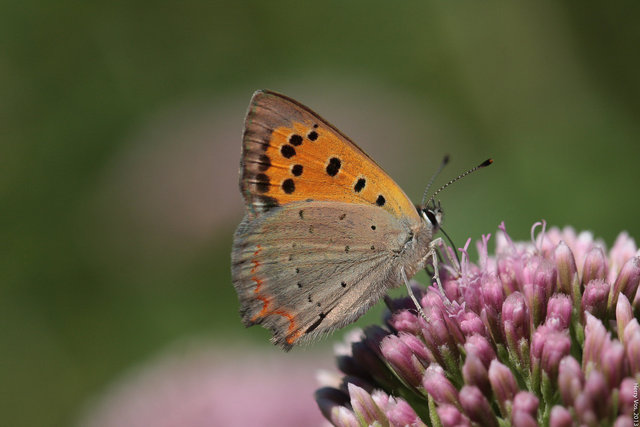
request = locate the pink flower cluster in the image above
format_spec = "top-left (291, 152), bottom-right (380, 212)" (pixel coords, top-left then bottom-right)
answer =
top-left (316, 222), bottom-right (640, 427)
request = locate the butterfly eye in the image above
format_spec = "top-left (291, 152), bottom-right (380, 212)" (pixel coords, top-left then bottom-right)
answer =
top-left (424, 209), bottom-right (438, 226)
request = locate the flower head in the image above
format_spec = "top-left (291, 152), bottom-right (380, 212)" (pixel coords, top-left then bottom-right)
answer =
top-left (317, 222), bottom-right (640, 426)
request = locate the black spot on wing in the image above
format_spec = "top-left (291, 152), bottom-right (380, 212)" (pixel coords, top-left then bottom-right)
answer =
top-left (305, 311), bottom-right (327, 334)
top-left (326, 157), bottom-right (341, 177)
top-left (289, 134), bottom-right (303, 146)
top-left (282, 179), bottom-right (295, 194)
top-left (281, 145), bottom-right (296, 158)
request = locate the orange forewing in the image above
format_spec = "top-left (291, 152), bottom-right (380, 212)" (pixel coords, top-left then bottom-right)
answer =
top-left (240, 90), bottom-right (420, 222)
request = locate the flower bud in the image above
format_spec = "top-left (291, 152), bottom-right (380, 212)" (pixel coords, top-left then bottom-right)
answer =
top-left (623, 319), bottom-right (640, 375)
top-left (459, 385), bottom-right (498, 427)
top-left (619, 377), bottom-right (638, 416)
top-left (610, 256), bottom-right (640, 311)
top-left (540, 330), bottom-right (571, 381)
top-left (498, 255), bottom-right (522, 295)
top-left (512, 391), bottom-right (539, 416)
top-left (464, 334), bottom-right (496, 369)
top-left (600, 340), bottom-right (626, 389)
top-left (348, 383), bottom-right (385, 425)
top-left (573, 230), bottom-right (598, 274)
top-left (554, 241), bottom-right (578, 296)
top-left (557, 356), bottom-right (583, 405)
top-left (608, 232), bottom-right (638, 283)
top-left (523, 279), bottom-right (548, 327)
top-left (388, 310), bottom-right (422, 335)
top-left (549, 405), bottom-right (573, 427)
top-left (462, 352), bottom-right (490, 396)
top-left (546, 293), bottom-right (572, 331)
top-left (458, 311), bottom-right (487, 338)
top-left (422, 364), bottom-right (459, 407)
top-left (488, 359), bottom-right (518, 416)
top-left (582, 279), bottom-right (610, 320)
top-left (511, 411), bottom-right (538, 427)
top-left (388, 401), bottom-right (424, 427)
top-left (330, 406), bottom-right (360, 427)
top-left (461, 277), bottom-right (483, 314)
top-left (583, 313), bottom-right (609, 374)
top-left (583, 370), bottom-right (609, 419)
top-left (380, 334), bottom-right (424, 388)
top-left (582, 247), bottom-right (608, 286)
top-left (574, 392), bottom-right (597, 426)
top-left (399, 332), bottom-right (433, 365)
top-left (437, 404), bottom-right (471, 427)
top-left (584, 368), bottom-right (607, 396)
top-left (502, 292), bottom-right (530, 363)
top-left (482, 274), bottom-right (505, 312)
top-left (616, 293), bottom-right (634, 344)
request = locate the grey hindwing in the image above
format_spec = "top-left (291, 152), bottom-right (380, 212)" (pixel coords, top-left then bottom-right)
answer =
top-left (231, 200), bottom-right (426, 350)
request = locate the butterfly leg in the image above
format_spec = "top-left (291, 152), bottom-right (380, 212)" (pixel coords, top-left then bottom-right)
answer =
top-left (400, 266), bottom-right (429, 322)
top-left (422, 237), bottom-right (458, 308)
top-left (401, 236), bottom-right (451, 320)
top-left (427, 238), bottom-right (446, 297)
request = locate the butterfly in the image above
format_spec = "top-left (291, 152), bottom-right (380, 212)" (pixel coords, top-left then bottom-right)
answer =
top-left (231, 90), bottom-right (490, 350)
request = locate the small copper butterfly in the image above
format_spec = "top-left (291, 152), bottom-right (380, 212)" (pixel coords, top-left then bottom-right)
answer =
top-left (232, 90), bottom-right (491, 350)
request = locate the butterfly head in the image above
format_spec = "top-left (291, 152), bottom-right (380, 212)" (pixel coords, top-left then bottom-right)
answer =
top-left (420, 202), bottom-right (443, 232)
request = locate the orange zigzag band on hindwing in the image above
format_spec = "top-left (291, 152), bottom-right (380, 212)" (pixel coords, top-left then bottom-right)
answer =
top-left (249, 244), bottom-right (299, 342)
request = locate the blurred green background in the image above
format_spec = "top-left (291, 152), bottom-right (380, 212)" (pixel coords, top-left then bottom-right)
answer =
top-left (2, 1), bottom-right (639, 426)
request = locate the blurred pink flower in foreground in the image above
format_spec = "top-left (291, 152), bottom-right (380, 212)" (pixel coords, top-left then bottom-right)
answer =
top-left (316, 222), bottom-right (640, 427)
top-left (79, 342), bottom-right (328, 427)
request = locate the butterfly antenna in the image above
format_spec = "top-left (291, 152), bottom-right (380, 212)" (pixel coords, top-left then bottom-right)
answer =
top-left (424, 158), bottom-right (493, 208)
top-left (421, 155), bottom-right (450, 207)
